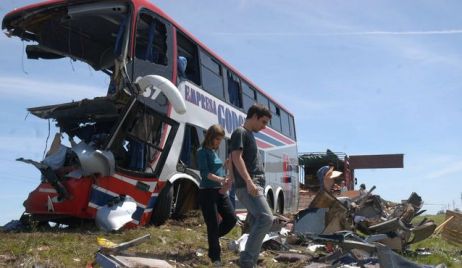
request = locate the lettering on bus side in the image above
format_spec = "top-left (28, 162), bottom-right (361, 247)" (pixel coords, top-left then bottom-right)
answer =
top-left (184, 84), bottom-right (245, 134)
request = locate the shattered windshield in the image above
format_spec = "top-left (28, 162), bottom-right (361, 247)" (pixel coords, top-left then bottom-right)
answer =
top-left (109, 103), bottom-right (178, 176)
top-left (3, 1), bottom-right (130, 71)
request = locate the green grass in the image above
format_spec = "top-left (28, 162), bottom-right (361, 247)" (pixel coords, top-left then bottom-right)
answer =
top-left (1, 212), bottom-right (460, 267)
top-left (408, 214), bottom-right (462, 267)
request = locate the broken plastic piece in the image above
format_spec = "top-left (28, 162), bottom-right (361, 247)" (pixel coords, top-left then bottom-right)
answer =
top-left (96, 195), bottom-right (137, 232)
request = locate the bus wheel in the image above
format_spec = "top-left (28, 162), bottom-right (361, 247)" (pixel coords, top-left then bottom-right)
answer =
top-left (172, 180), bottom-right (198, 219)
top-left (150, 182), bottom-right (173, 226)
top-left (276, 193), bottom-right (284, 215)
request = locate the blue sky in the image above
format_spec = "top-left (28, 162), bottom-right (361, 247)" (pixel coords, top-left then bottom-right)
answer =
top-left (1, 0), bottom-right (462, 224)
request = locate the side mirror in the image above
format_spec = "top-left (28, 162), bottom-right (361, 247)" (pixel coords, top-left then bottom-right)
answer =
top-left (135, 75), bottom-right (187, 114)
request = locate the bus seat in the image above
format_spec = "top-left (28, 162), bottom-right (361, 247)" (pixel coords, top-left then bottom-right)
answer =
top-left (127, 138), bottom-right (145, 171)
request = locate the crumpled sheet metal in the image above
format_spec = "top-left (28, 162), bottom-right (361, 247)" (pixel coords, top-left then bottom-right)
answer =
top-left (72, 141), bottom-right (115, 177)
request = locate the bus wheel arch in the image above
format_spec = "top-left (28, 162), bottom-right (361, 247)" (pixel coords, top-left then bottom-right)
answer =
top-left (150, 175), bottom-right (199, 225)
top-left (171, 178), bottom-right (199, 219)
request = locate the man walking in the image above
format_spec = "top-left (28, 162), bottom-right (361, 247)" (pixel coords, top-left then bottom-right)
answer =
top-left (230, 104), bottom-right (273, 268)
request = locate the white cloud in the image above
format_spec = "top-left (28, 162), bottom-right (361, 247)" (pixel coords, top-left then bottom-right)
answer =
top-left (424, 160), bottom-right (462, 180)
top-left (0, 76), bottom-right (106, 101)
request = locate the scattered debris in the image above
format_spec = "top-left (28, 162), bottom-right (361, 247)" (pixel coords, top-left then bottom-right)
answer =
top-left (95, 234), bottom-right (173, 268)
top-left (441, 210), bottom-right (462, 246)
top-left (228, 188), bottom-right (444, 267)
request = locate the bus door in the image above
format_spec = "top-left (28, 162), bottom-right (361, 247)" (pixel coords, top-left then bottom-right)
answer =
top-left (129, 9), bottom-right (173, 83)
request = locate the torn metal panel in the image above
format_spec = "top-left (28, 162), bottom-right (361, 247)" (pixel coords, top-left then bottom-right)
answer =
top-left (28, 97), bottom-right (120, 121)
top-left (407, 221), bottom-right (437, 245)
top-left (71, 141), bottom-right (115, 177)
top-left (375, 243), bottom-right (429, 268)
top-left (95, 254), bottom-right (173, 268)
top-left (294, 208), bottom-right (326, 234)
top-left (95, 234), bottom-right (173, 268)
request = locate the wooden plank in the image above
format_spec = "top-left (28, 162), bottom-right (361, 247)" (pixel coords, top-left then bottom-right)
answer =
top-left (442, 210), bottom-right (462, 246)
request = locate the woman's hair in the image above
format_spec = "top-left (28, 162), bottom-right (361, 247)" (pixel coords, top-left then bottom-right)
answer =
top-left (202, 124), bottom-right (225, 149)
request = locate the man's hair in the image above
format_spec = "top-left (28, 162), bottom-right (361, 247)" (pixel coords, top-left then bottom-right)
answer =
top-left (246, 103), bottom-right (272, 120)
top-left (202, 124), bottom-right (225, 148)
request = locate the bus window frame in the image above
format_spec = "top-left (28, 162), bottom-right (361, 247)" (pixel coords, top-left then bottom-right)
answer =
top-left (199, 49), bottom-right (225, 101)
top-left (226, 70), bottom-right (243, 109)
top-left (110, 99), bottom-right (179, 178)
top-left (130, 8), bottom-right (173, 82)
top-left (176, 30), bottom-right (201, 86)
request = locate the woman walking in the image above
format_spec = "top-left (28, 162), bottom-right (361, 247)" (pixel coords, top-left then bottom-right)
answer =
top-left (197, 124), bottom-right (237, 266)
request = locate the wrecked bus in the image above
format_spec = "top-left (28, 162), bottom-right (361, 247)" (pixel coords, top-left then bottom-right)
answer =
top-left (2, 0), bottom-right (299, 228)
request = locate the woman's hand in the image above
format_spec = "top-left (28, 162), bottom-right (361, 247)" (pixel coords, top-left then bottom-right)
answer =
top-left (219, 177), bottom-right (233, 194)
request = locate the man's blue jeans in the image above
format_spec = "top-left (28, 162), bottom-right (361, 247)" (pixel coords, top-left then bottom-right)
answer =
top-left (236, 186), bottom-right (273, 267)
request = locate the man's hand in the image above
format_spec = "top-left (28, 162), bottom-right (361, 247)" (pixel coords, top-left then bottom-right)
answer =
top-left (246, 180), bottom-right (259, 196)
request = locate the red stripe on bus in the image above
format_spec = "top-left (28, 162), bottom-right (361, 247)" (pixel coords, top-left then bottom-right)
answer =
top-left (261, 128), bottom-right (294, 145)
top-left (95, 176), bottom-right (153, 205)
top-left (256, 139), bottom-right (272, 149)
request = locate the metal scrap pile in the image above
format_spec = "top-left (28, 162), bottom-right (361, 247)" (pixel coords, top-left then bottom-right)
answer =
top-left (231, 189), bottom-right (443, 268)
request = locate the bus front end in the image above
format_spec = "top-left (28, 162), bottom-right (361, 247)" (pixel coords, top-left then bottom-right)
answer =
top-left (2, 0), bottom-right (183, 228)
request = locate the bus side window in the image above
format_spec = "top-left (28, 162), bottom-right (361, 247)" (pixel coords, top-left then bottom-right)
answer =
top-left (177, 31), bottom-right (201, 85)
top-left (289, 115), bottom-right (296, 140)
top-left (281, 109), bottom-right (291, 138)
top-left (256, 91), bottom-right (269, 109)
top-left (227, 70), bottom-right (242, 108)
top-left (135, 13), bottom-right (167, 65)
top-left (199, 50), bottom-right (224, 100)
top-left (242, 82), bottom-right (256, 112)
top-left (270, 102), bottom-right (282, 132)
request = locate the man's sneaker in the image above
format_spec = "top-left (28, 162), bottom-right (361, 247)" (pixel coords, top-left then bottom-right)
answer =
top-left (212, 260), bottom-right (222, 267)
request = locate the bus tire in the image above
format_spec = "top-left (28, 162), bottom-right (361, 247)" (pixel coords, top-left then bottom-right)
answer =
top-left (171, 179), bottom-right (198, 219)
top-left (150, 182), bottom-right (173, 226)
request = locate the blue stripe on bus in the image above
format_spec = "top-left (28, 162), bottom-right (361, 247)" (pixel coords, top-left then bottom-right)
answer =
top-left (254, 132), bottom-right (285, 147)
top-left (132, 206), bottom-right (144, 221)
top-left (146, 195), bottom-right (158, 209)
top-left (89, 188), bottom-right (115, 207)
